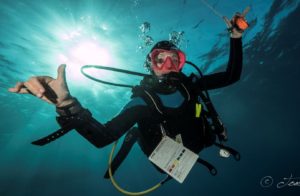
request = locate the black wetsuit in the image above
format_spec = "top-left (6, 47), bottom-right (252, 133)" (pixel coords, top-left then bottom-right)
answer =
top-left (56, 38), bottom-right (242, 156)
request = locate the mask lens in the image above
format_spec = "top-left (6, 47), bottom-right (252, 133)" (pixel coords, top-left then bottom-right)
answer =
top-left (156, 56), bottom-right (165, 67)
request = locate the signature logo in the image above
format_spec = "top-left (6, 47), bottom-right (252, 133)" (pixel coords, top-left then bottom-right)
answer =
top-left (260, 174), bottom-right (300, 189)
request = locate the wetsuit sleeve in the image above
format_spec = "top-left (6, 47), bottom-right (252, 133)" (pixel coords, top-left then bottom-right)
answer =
top-left (194, 37), bottom-right (243, 91)
top-left (56, 98), bottom-right (150, 148)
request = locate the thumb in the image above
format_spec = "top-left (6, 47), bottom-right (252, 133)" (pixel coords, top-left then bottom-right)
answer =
top-left (241, 6), bottom-right (251, 17)
top-left (223, 16), bottom-right (232, 28)
top-left (57, 64), bottom-right (67, 83)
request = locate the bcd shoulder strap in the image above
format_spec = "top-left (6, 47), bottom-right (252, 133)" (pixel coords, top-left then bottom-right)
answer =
top-left (131, 85), bottom-right (165, 115)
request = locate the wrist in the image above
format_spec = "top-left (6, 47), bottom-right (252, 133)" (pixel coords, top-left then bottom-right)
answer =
top-left (230, 34), bottom-right (242, 38)
top-left (56, 97), bottom-right (83, 116)
top-left (56, 96), bottom-right (75, 107)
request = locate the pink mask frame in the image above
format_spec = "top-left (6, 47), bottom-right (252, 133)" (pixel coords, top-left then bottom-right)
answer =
top-left (150, 49), bottom-right (186, 73)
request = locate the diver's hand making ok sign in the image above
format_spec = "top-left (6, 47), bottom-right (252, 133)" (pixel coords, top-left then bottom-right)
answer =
top-left (8, 64), bottom-right (74, 107)
top-left (223, 6), bottom-right (250, 38)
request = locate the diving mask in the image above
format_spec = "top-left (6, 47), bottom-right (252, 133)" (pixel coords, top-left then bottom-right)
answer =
top-left (150, 49), bottom-right (186, 74)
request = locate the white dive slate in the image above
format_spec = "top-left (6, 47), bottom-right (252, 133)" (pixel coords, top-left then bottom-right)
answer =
top-left (149, 136), bottom-right (199, 183)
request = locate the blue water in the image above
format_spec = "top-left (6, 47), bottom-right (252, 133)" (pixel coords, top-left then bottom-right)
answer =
top-left (1, 0), bottom-right (300, 195)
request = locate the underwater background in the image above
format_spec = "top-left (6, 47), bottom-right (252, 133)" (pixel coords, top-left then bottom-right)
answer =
top-left (0, 0), bottom-right (299, 195)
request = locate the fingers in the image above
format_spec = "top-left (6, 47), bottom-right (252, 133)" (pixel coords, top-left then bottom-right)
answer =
top-left (23, 81), bottom-right (42, 98)
top-left (57, 64), bottom-right (67, 83)
top-left (241, 6), bottom-right (251, 17)
top-left (8, 82), bottom-right (24, 93)
top-left (8, 82), bottom-right (30, 94)
top-left (30, 77), bottom-right (46, 94)
top-left (223, 16), bottom-right (232, 28)
top-left (224, 6), bottom-right (250, 36)
top-left (9, 76), bottom-right (47, 98)
top-left (235, 7), bottom-right (250, 18)
top-left (8, 65), bottom-right (68, 105)
top-left (26, 76), bottom-right (48, 97)
top-left (224, 6), bottom-right (250, 27)
top-left (8, 78), bottom-right (56, 104)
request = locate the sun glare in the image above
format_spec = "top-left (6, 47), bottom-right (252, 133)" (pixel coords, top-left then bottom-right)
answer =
top-left (70, 41), bottom-right (111, 65)
top-left (56, 39), bottom-right (113, 84)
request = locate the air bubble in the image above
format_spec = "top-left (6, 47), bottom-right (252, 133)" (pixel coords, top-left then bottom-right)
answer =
top-left (169, 31), bottom-right (185, 47)
top-left (139, 22), bottom-right (151, 34)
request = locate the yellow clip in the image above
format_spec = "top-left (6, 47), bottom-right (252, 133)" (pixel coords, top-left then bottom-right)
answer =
top-left (195, 103), bottom-right (202, 118)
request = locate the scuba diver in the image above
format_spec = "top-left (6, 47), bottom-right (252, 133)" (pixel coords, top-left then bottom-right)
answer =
top-left (8, 8), bottom-right (249, 195)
